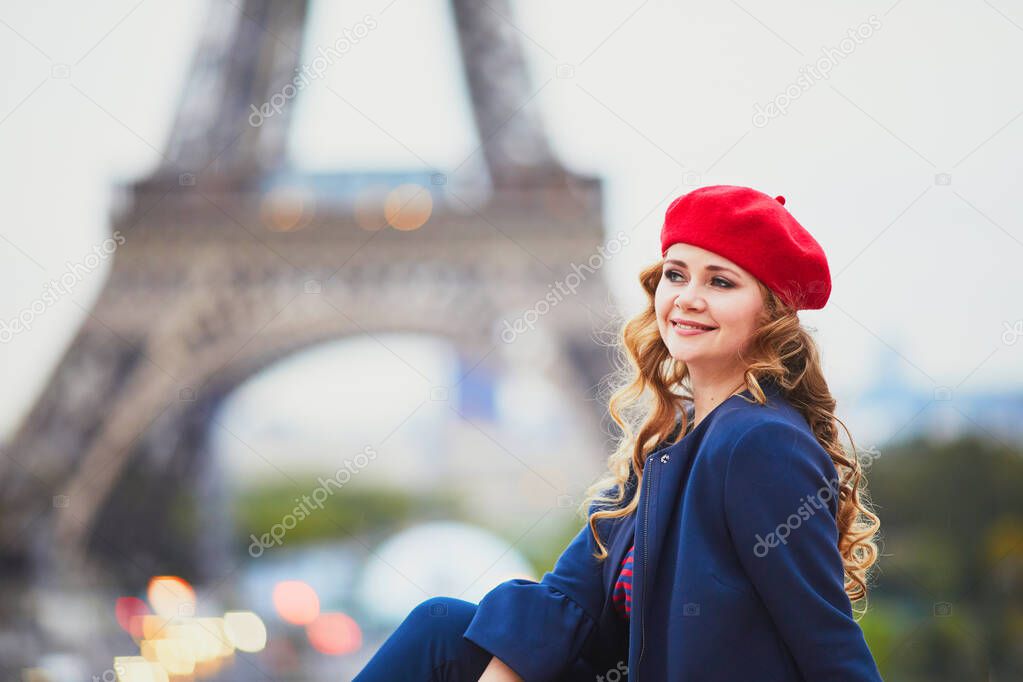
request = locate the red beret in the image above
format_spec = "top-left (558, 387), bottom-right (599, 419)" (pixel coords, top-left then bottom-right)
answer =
top-left (660, 185), bottom-right (831, 310)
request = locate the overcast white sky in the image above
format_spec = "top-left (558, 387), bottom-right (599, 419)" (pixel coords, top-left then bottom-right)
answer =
top-left (2, 0), bottom-right (1022, 441)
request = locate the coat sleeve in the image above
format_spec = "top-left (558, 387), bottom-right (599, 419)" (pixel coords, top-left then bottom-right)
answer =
top-left (461, 504), bottom-right (609, 682)
top-left (723, 420), bottom-right (884, 682)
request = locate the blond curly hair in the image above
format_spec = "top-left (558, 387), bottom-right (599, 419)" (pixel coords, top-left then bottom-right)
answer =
top-left (581, 259), bottom-right (881, 612)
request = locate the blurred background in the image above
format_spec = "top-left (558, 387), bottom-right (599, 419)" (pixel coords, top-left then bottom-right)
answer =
top-left (1, 0), bottom-right (1022, 680)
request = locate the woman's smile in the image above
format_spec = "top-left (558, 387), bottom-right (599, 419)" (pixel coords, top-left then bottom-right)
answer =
top-left (670, 320), bottom-right (717, 336)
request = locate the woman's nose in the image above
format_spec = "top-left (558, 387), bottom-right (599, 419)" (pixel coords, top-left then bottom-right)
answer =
top-left (674, 285), bottom-right (705, 310)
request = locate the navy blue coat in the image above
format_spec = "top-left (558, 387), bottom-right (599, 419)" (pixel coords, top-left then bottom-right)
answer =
top-left (462, 380), bottom-right (883, 681)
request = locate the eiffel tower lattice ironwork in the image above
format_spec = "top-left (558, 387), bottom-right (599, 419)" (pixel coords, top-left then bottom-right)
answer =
top-left (0, 0), bottom-right (613, 584)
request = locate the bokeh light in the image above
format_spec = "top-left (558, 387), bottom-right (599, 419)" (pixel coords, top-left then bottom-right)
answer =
top-left (384, 183), bottom-right (432, 231)
top-left (115, 596), bottom-right (150, 640)
top-left (168, 618), bottom-right (234, 662)
top-left (140, 615), bottom-right (173, 640)
top-left (272, 580), bottom-right (320, 625)
top-left (113, 656), bottom-right (169, 682)
top-left (355, 521), bottom-right (534, 622)
top-left (147, 638), bottom-right (195, 676)
top-left (223, 610), bottom-right (268, 653)
top-left (306, 612), bottom-right (362, 656)
top-left (260, 184), bottom-right (316, 231)
top-left (146, 576), bottom-right (196, 618)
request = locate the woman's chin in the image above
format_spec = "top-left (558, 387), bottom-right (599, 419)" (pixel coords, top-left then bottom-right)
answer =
top-left (667, 344), bottom-right (730, 366)
top-left (667, 347), bottom-right (704, 363)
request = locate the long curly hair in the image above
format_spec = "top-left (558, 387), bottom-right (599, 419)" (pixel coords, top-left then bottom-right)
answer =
top-left (580, 259), bottom-right (882, 612)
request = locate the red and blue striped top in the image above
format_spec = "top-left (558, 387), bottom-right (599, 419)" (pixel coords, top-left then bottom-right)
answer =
top-left (613, 415), bottom-right (692, 620)
top-left (612, 542), bottom-right (635, 619)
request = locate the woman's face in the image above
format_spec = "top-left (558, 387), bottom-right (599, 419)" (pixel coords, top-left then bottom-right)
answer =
top-left (655, 242), bottom-right (765, 370)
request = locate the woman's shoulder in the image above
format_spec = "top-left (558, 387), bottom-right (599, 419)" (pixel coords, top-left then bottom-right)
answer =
top-left (709, 389), bottom-right (813, 453)
top-left (708, 392), bottom-right (840, 488)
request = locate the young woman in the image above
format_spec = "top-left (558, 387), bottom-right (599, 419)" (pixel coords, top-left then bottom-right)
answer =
top-left (354, 185), bottom-right (883, 682)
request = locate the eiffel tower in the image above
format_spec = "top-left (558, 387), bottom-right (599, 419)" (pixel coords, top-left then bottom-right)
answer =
top-left (0, 0), bottom-right (612, 592)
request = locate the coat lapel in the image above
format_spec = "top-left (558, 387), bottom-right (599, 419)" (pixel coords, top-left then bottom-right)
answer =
top-left (638, 405), bottom-right (703, 608)
top-left (636, 382), bottom-right (782, 614)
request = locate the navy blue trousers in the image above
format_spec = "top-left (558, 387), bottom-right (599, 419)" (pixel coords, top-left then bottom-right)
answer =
top-left (353, 597), bottom-right (494, 681)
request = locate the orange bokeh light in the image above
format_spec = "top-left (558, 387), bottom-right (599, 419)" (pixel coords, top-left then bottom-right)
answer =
top-left (146, 576), bottom-right (196, 618)
top-left (306, 612), bottom-right (362, 656)
top-left (384, 183), bottom-right (432, 231)
top-left (272, 580), bottom-right (320, 625)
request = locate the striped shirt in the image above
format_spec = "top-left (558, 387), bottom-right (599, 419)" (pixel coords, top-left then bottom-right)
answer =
top-left (612, 542), bottom-right (635, 619)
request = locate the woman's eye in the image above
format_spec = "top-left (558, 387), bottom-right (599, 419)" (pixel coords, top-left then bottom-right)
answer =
top-left (664, 270), bottom-right (732, 288)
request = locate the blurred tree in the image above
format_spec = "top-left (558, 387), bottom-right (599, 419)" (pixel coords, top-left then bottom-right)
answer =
top-left (862, 433), bottom-right (1023, 679)
top-left (171, 482), bottom-right (464, 557)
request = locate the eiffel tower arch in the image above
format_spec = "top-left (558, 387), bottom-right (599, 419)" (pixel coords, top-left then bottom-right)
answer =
top-left (0, 0), bottom-right (614, 587)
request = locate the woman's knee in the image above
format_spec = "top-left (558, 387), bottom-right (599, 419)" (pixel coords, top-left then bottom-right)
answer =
top-left (354, 597), bottom-right (490, 681)
top-left (406, 596), bottom-right (478, 639)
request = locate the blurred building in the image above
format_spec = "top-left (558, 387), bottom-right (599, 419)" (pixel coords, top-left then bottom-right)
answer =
top-left (0, 0), bottom-right (616, 676)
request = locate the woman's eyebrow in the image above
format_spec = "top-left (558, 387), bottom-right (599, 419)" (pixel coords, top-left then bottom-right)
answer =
top-left (663, 259), bottom-right (741, 278)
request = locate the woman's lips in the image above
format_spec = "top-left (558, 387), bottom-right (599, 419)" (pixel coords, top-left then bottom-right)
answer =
top-left (671, 320), bottom-right (717, 335)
